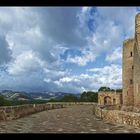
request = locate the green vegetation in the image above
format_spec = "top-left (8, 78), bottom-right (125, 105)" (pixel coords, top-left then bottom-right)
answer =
top-left (11, 99), bottom-right (48, 106)
top-left (48, 94), bottom-right (79, 102)
top-left (98, 87), bottom-right (115, 92)
top-left (0, 86), bottom-right (122, 106)
top-left (98, 86), bottom-right (122, 93)
top-left (60, 94), bottom-right (78, 102)
top-left (47, 99), bottom-right (58, 102)
top-left (80, 91), bottom-right (98, 102)
top-left (47, 92), bottom-right (98, 103)
top-left (47, 87), bottom-right (123, 103)
top-left (116, 89), bottom-right (122, 92)
top-left (0, 95), bottom-right (48, 107)
top-left (0, 96), bottom-right (12, 106)
top-left (0, 96), bottom-right (5, 106)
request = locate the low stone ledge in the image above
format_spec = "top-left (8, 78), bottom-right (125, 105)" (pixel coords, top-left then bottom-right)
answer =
top-left (95, 105), bottom-right (140, 128)
top-left (0, 103), bottom-right (64, 121)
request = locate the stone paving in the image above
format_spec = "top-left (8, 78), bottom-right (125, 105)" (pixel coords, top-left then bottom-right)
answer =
top-left (0, 105), bottom-right (140, 133)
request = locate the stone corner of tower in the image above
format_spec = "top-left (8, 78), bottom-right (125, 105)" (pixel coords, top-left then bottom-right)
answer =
top-left (136, 12), bottom-right (140, 19)
top-left (123, 38), bottom-right (134, 46)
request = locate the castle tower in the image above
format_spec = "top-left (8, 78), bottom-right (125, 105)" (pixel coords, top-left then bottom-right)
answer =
top-left (122, 38), bottom-right (134, 109)
top-left (133, 13), bottom-right (140, 109)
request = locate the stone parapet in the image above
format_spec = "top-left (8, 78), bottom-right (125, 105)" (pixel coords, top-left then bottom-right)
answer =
top-left (0, 103), bottom-right (63, 121)
top-left (0, 102), bottom-right (97, 121)
top-left (95, 105), bottom-right (140, 128)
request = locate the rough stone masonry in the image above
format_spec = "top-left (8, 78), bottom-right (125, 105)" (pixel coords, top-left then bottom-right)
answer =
top-left (95, 13), bottom-right (140, 129)
top-left (97, 12), bottom-right (140, 112)
top-left (122, 12), bottom-right (140, 112)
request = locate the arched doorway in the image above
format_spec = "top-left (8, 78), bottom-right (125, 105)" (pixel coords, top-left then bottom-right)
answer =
top-left (104, 96), bottom-right (111, 105)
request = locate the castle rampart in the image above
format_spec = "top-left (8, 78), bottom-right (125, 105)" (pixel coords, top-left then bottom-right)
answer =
top-left (0, 102), bottom-right (96, 121)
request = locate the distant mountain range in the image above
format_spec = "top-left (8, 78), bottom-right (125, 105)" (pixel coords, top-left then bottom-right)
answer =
top-left (0, 90), bottom-right (81, 101)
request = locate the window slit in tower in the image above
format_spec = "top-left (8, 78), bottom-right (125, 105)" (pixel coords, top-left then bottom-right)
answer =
top-left (130, 79), bottom-right (133, 84)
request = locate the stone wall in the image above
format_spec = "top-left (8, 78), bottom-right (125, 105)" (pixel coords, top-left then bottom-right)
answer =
top-left (122, 13), bottom-right (140, 109)
top-left (0, 103), bottom-right (63, 121)
top-left (98, 91), bottom-right (122, 106)
top-left (95, 105), bottom-right (140, 128)
top-left (0, 102), bottom-right (96, 121)
top-left (133, 13), bottom-right (140, 108)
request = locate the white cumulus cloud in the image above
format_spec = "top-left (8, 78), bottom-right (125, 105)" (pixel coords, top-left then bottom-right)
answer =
top-left (106, 47), bottom-right (122, 63)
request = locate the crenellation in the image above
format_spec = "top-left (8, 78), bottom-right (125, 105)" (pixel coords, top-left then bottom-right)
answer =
top-left (123, 38), bottom-right (135, 46)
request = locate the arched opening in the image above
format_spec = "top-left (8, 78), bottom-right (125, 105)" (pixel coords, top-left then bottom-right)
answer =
top-left (104, 96), bottom-right (111, 105)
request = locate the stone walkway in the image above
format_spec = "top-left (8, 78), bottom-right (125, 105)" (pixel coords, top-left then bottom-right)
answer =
top-left (0, 105), bottom-right (140, 133)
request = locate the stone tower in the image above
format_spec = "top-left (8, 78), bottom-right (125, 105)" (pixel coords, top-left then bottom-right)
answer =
top-left (133, 13), bottom-right (140, 109)
top-left (122, 13), bottom-right (140, 112)
top-left (122, 38), bottom-right (134, 109)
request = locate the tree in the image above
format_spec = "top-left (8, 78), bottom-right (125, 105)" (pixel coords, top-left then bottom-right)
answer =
top-left (60, 94), bottom-right (78, 102)
top-left (0, 96), bottom-right (5, 106)
top-left (80, 91), bottom-right (98, 102)
top-left (48, 99), bottom-right (58, 102)
top-left (0, 96), bottom-right (12, 106)
top-left (116, 89), bottom-right (122, 92)
top-left (98, 87), bottom-right (115, 92)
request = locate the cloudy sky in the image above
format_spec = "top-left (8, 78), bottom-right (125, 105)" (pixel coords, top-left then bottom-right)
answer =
top-left (0, 7), bottom-right (139, 93)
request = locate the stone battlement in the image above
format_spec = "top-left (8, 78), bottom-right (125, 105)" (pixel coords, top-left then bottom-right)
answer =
top-left (123, 38), bottom-right (134, 45)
